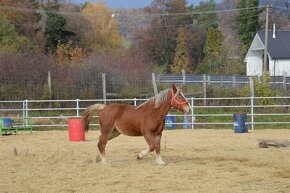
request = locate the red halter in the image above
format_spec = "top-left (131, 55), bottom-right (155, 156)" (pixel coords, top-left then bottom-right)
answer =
top-left (170, 89), bottom-right (189, 112)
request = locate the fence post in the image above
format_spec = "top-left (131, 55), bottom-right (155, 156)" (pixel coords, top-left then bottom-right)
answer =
top-left (249, 76), bottom-right (254, 130)
top-left (283, 75), bottom-right (286, 91)
top-left (23, 99), bottom-right (29, 126)
top-left (203, 74), bottom-right (207, 106)
top-left (102, 73), bottom-right (107, 104)
top-left (232, 76), bottom-right (236, 88)
top-left (48, 71), bottom-right (52, 108)
top-left (23, 100), bottom-right (25, 126)
top-left (207, 75), bottom-right (211, 86)
top-left (76, 99), bottom-right (80, 117)
top-left (152, 73), bottom-right (158, 95)
top-left (191, 97), bottom-right (195, 129)
top-left (182, 70), bottom-right (186, 85)
top-left (134, 98), bottom-right (137, 106)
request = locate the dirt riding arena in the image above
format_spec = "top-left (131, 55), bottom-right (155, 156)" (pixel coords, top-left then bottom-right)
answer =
top-left (1, 129), bottom-right (290, 193)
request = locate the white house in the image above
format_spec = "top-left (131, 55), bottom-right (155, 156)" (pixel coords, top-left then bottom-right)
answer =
top-left (245, 29), bottom-right (290, 76)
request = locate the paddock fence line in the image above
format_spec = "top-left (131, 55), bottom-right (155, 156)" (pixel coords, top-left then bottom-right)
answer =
top-left (1, 96), bottom-right (290, 130)
top-left (157, 74), bottom-right (290, 88)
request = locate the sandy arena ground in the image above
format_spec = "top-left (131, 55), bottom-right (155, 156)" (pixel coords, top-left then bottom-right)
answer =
top-left (1, 129), bottom-right (290, 193)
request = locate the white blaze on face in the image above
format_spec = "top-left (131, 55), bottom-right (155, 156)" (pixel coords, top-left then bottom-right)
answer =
top-left (180, 92), bottom-right (192, 113)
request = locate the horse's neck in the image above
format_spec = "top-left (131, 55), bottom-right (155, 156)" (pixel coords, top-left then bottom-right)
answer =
top-left (156, 101), bottom-right (172, 118)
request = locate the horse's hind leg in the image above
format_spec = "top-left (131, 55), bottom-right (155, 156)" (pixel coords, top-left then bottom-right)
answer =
top-left (98, 127), bottom-right (119, 164)
top-left (108, 128), bottom-right (121, 140)
top-left (98, 133), bottom-right (109, 164)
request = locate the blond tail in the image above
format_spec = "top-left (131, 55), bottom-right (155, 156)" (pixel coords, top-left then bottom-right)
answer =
top-left (82, 104), bottom-right (106, 132)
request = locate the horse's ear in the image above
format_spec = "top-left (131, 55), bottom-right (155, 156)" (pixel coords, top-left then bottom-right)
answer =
top-left (172, 84), bottom-right (177, 93)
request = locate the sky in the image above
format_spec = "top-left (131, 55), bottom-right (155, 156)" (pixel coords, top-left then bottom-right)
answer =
top-left (71, 0), bottom-right (218, 9)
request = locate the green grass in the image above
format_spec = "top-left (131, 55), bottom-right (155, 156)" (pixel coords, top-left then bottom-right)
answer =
top-left (11, 107), bottom-right (290, 131)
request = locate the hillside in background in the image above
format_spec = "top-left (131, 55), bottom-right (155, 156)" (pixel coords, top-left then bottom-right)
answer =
top-left (0, 0), bottom-right (290, 100)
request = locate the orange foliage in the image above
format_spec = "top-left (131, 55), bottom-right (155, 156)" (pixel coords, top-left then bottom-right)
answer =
top-left (81, 2), bottom-right (125, 50)
top-left (55, 42), bottom-right (86, 65)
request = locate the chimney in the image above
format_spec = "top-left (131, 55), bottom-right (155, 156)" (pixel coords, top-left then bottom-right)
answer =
top-left (273, 23), bottom-right (276, 39)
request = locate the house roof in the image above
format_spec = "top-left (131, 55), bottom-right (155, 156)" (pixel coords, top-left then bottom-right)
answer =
top-left (257, 30), bottom-right (290, 59)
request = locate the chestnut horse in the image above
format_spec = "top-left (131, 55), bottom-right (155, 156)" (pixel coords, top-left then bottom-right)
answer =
top-left (82, 84), bottom-right (191, 166)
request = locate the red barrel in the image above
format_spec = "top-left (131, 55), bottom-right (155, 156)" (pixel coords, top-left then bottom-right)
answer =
top-left (68, 118), bottom-right (85, 141)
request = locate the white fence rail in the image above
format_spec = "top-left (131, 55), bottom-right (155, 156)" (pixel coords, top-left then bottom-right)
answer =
top-left (1, 97), bottom-right (290, 130)
top-left (158, 74), bottom-right (290, 88)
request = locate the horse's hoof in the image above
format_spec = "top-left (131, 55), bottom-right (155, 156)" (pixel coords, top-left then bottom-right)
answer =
top-left (156, 161), bottom-right (167, 166)
top-left (96, 156), bottom-right (101, 162)
top-left (137, 153), bottom-right (143, 159)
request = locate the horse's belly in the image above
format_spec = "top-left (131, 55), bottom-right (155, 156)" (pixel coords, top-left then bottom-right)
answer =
top-left (115, 124), bottom-right (142, 136)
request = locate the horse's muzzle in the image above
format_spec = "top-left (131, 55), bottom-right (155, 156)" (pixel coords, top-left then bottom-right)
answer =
top-left (182, 104), bottom-right (191, 114)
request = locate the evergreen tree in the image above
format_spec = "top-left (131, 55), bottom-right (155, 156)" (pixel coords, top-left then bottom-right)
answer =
top-left (236, 0), bottom-right (261, 50)
top-left (193, 0), bottom-right (218, 30)
top-left (44, 1), bottom-right (75, 53)
top-left (171, 27), bottom-right (191, 74)
top-left (197, 27), bottom-right (224, 74)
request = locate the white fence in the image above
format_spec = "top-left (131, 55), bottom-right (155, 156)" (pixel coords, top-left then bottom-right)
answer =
top-left (1, 96), bottom-right (290, 130)
top-left (158, 74), bottom-right (290, 88)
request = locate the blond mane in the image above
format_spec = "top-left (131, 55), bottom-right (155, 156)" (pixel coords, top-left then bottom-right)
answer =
top-left (135, 88), bottom-right (180, 109)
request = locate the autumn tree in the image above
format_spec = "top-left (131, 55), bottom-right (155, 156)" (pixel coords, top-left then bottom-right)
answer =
top-left (55, 41), bottom-right (86, 65)
top-left (0, 0), bottom-right (39, 48)
top-left (0, 16), bottom-right (33, 53)
top-left (217, 0), bottom-right (245, 75)
top-left (132, 0), bottom-right (193, 72)
top-left (171, 27), bottom-right (191, 73)
top-left (81, 2), bottom-right (124, 51)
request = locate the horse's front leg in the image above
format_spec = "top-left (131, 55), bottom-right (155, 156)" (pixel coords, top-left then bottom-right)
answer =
top-left (137, 132), bottom-right (155, 159)
top-left (137, 148), bottom-right (150, 159)
top-left (155, 134), bottom-right (166, 166)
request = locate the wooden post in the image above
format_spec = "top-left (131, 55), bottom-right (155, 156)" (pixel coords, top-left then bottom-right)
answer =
top-left (232, 76), bottom-right (236, 88)
top-left (263, 4), bottom-right (271, 77)
top-left (203, 74), bottom-right (207, 106)
top-left (207, 75), bottom-right (211, 86)
top-left (48, 71), bottom-right (52, 108)
top-left (283, 75), bottom-right (286, 91)
top-left (48, 71), bottom-right (52, 98)
top-left (102, 73), bottom-right (107, 104)
top-left (249, 76), bottom-right (254, 130)
top-left (182, 70), bottom-right (186, 85)
top-left (152, 73), bottom-right (158, 95)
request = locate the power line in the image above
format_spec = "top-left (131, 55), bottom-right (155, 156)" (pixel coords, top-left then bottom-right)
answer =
top-left (273, 5), bottom-right (290, 11)
top-left (12, 13), bottom-right (262, 31)
top-left (0, 5), bottom-right (265, 17)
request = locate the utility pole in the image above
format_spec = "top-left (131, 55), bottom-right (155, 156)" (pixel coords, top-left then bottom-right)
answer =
top-left (263, 4), bottom-right (270, 75)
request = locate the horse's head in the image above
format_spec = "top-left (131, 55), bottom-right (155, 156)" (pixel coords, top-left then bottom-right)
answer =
top-left (170, 84), bottom-right (191, 114)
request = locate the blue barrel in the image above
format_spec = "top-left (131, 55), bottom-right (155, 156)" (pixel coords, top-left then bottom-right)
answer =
top-left (165, 115), bottom-right (176, 129)
top-left (3, 118), bottom-right (12, 128)
top-left (233, 114), bottom-right (248, 133)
